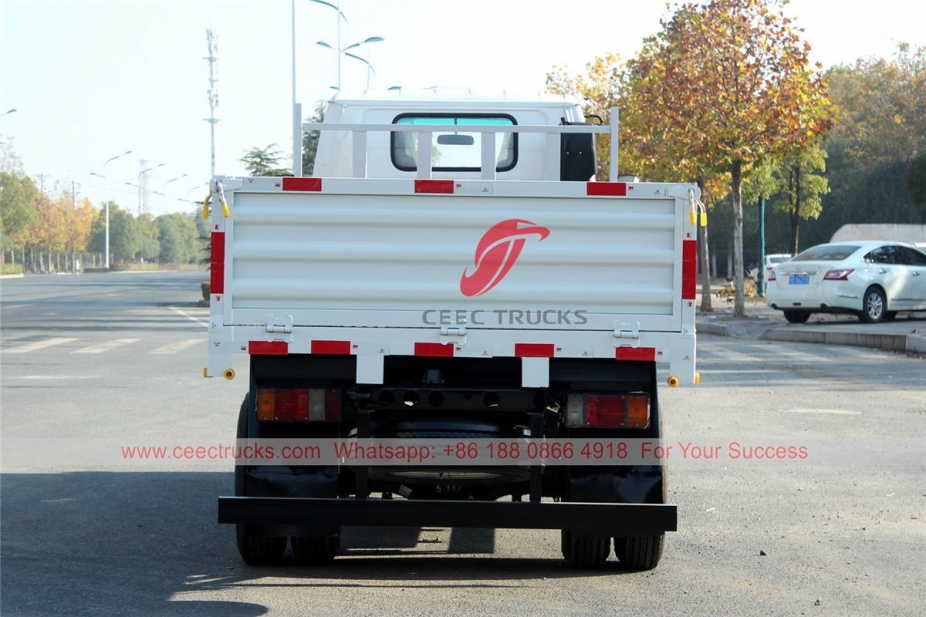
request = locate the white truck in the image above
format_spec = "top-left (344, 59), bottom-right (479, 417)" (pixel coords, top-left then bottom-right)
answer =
top-left (208, 94), bottom-right (701, 570)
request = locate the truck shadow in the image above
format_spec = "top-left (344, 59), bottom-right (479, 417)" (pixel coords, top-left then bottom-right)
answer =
top-left (1, 472), bottom-right (633, 616)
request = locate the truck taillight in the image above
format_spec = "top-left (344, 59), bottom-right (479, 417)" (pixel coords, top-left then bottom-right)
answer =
top-left (566, 393), bottom-right (650, 428)
top-left (256, 388), bottom-right (342, 422)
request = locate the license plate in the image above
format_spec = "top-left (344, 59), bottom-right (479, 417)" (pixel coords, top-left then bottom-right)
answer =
top-left (788, 275), bottom-right (810, 285)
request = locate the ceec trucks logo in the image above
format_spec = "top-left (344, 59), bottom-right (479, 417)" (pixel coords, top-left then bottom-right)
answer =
top-left (460, 219), bottom-right (550, 297)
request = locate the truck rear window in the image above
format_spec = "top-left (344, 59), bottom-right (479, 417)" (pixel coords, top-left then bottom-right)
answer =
top-left (391, 114), bottom-right (517, 173)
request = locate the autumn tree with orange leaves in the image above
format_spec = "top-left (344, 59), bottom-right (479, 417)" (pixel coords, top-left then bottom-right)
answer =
top-left (625, 0), bottom-right (835, 316)
top-left (548, 53), bottom-right (729, 312)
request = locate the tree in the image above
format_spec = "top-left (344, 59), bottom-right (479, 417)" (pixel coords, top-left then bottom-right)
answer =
top-left (0, 171), bottom-right (39, 261)
top-left (303, 100), bottom-right (327, 176)
top-left (625, 0), bottom-right (835, 316)
top-left (748, 144), bottom-right (829, 255)
top-left (806, 44), bottom-right (926, 244)
top-left (548, 53), bottom-right (730, 311)
top-left (157, 212), bottom-right (200, 264)
top-left (240, 144), bottom-right (291, 176)
top-left (135, 213), bottom-right (160, 262)
top-left (89, 203), bottom-right (139, 264)
top-left (906, 152), bottom-right (926, 206)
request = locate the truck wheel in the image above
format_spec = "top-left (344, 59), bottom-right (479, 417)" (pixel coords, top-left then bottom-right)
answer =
top-left (613, 534), bottom-right (665, 570)
top-left (561, 530), bottom-right (610, 569)
top-left (291, 536), bottom-right (339, 565)
top-left (234, 395), bottom-right (287, 565)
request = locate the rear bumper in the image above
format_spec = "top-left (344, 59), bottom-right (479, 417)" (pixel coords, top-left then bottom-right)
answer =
top-left (218, 496), bottom-right (677, 536)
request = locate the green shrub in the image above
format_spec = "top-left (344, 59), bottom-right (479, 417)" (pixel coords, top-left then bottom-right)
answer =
top-left (1, 264), bottom-right (24, 275)
top-left (201, 281), bottom-right (210, 303)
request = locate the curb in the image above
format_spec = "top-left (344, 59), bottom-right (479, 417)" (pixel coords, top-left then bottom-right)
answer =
top-left (697, 319), bottom-right (926, 354)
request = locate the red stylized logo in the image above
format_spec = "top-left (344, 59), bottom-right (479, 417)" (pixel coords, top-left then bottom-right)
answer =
top-left (460, 219), bottom-right (550, 297)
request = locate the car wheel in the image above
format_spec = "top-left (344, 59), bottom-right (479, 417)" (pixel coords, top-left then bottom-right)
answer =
top-left (561, 530), bottom-right (610, 569)
top-left (783, 310), bottom-right (811, 324)
top-left (234, 395), bottom-right (288, 565)
top-left (860, 287), bottom-right (886, 323)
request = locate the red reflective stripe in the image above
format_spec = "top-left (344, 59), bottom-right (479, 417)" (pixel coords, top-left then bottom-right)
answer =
top-left (249, 341), bottom-right (289, 355)
top-left (682, 240), bottom-right (698, 300)
top-left (210, 231), bottom-right (225, 294)
top-left (414, 342), bottom-right (454, 357)
top-left (587, 182), bottom-right (627, 196)
top-left (282, 177), bottom-right (322, 191)
top-left (615, 347), bottom-right (656, 361)
top-left (515, 343), bottom-right (555, 358)
top-left (311, 340), bottom-right (351, 355)
top-left (414, 179), bottom-right (454, 194)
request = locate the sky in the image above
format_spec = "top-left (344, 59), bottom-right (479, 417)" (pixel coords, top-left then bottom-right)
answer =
top-left (2, 0), bottom-right (925, 217)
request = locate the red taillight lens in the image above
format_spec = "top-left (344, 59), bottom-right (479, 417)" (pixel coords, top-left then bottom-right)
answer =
top-left (586, 395), bottom-right (626, 427)
top-left (824, 269), bottom-right (854, 281)
top-left (767, 269), bottom-right (777, 282)
top-left (273, 388), bottom-right (308, 421)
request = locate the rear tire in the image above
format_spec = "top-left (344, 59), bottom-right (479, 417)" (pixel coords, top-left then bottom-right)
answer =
top-left (234, 395), bottom-right (287, 565)
top-left (613, 534), bottom-right (665, 570)
top-left (561, 530), bottom-right (610, 569)
top-left (783, 309), bottom-right (811, 324)
top-left (860, 287), bottom-right (886, 323)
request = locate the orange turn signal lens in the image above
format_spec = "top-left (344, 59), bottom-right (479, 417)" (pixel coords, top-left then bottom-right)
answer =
top-left (626, 394), bottom-right (650, 428)
top-left (256, 389), bottom-right (275, 421)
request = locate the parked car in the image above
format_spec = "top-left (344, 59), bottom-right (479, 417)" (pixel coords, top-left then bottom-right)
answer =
top-left (749, 253), bottom-right (791, 279)
top-left (766, 241), bottom-right (926, 323)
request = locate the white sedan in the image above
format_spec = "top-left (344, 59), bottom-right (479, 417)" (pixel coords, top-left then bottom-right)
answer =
top-left (767, 241), bottom-right (926, 323)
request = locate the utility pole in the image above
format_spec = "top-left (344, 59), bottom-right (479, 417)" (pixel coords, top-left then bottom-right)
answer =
top-left (204, 28), bottom-right (220, 177)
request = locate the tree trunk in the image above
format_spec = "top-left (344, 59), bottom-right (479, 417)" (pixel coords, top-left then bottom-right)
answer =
top-left (731, 160), bottom-right (745, 317)
top-left (696, 179), bottom-right (713, 312)
top-left (790, 162), bottom-right (803, 255)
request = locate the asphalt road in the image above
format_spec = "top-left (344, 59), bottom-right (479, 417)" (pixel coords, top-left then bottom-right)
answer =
top-left (1, 272), bottom-right (923, 616)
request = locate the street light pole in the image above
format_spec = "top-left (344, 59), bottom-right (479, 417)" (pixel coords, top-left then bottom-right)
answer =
top-left (317, 36), bottom-right (383, 92)
top-left (96, 150), bottom-right (133, 269)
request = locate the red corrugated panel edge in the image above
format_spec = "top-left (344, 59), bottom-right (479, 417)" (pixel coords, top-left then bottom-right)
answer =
top-left (414, 342), bottom-right (455, 357)
top-left (210, 231), bottom-right (225, 294)
top-left (682, 240), bottom-right (697, 300)
top-left (615, 347), bottom-right (656, 361)
top-left (414, 179), bottom-right (454, 194)
top-left (282, 177), bottom-right (322, 191)
top-left (249, 341), bottom-right (289, 355)
top-left (587, 182), bottom-right (627, 196)
top-left (515, 343), bottom-right (555, 358)
top-left (311, 340), bottom-right (351, 355)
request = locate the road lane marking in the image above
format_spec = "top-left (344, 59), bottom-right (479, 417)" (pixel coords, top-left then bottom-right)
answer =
top-left (783, 408), bottom-right (862, 415)
top-left (170, 306), bottom-right (208, 327)
top-left (3, 337), bottom-right (79, 354)
top-left (150, 338), bottom-right (203, 355)
top-left (72, 338), bottom-right (141, 354)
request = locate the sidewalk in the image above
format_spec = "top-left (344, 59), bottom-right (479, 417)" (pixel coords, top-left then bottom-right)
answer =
top-left (696, 294), bottom-right (926, 354)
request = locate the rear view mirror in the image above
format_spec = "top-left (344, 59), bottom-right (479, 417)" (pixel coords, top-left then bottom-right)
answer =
top-left (436, 134), bottom-right (475, 146)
